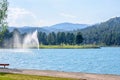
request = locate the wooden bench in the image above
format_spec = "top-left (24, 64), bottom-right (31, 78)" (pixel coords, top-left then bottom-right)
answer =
top-left (0, 64), bottom-right (9, 68)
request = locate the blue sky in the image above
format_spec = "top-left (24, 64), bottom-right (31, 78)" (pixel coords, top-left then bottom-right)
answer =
top-left (8, 0), bottom-right (120, 27)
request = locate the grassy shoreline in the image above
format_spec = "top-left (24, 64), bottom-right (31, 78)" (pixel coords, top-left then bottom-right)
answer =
top-left (39, 44), bottom-right (100, 49)
top-left (1, 69), bottom-right (120, 80)
top-left (0, 72), bottom-right (80, 80)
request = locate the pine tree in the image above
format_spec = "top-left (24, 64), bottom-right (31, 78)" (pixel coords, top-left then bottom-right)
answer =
top-left (75, 32), bottom-right (83, 45)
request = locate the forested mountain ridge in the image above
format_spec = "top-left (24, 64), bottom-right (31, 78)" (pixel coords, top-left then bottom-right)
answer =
top-left (80, 17), bottom-right (120, 45)
top-left (9, 23), bottom-right (88, 33)
top-left (2, 17), bottom-right (120, 47)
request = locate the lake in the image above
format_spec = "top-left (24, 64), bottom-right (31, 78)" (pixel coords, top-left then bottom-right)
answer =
top-left (0, 47), bottom-right (120, 75)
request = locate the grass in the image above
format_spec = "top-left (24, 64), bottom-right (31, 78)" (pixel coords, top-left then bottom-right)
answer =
top-left (39, 44), bottom-right (100, 49)
top-left (0, 72), bottom-right (84, 80)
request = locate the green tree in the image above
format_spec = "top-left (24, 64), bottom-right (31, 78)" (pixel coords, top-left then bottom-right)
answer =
top-left (0, 0), bottom-right (8, 47)
top-left (66, 32), bottom-right (75, 45)
top-left (0, 29), bottom-right (11, 47)
top-left (38, 32), bottom-right (48, 45)
top-left (75, 32), bottom-right (83, 45)
top-left (60, 32), bottom-right (66, 44)
top-left (0, 0), bottom-right (8, 31)
top-left (56, 32), bottom-right (66, 45)
top-left (47, 32), bottom-right (56, 45)
top-left (56, 32), bottom-right (61, 45)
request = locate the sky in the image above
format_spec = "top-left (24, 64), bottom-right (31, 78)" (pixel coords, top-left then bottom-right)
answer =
top-left (7, 0), bottom-right (120, 27)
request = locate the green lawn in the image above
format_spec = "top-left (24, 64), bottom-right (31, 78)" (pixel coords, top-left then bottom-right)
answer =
top-left (0, 72), bottom-right (85, 80)
top-left (39, 44), bottom-right (100, 49)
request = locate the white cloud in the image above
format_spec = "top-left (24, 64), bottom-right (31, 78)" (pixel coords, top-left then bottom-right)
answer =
top-left (7, 7), bottom-right (78, 27)
top-left (7, 7), bottom-right (37, 27)
top-left (60, 13), bottom-right (77, 19)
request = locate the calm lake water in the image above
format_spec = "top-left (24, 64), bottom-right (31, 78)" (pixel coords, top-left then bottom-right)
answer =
top-left (0, 47), bottom-right (120, 75)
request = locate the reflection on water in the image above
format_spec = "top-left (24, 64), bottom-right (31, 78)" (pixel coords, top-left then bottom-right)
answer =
top-left (0, 47), bottom-right (120, 75)
top-left (1, 49), bottom-right (33, 53)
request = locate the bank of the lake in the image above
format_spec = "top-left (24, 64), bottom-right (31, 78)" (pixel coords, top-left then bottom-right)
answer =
top-left (39, 44), bottom-right (100, 49)
top-left (0, 72), bottom-right (80, 80)
top-left (0, 69), bottom-right (120, 80)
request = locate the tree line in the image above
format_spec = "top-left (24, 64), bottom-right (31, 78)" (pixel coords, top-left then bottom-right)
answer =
top-left (0, 29), bottom-right (84, 47)
top-left (1, 0), bottom-right (120, 47)
top-left (79, 17), bottom-right (120, 46)
top-left (38, 31), bottom-right (83, 45)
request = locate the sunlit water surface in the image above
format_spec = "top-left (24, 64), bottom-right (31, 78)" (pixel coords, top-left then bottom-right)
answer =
top-left (0, 47), bottom-right (120, 75)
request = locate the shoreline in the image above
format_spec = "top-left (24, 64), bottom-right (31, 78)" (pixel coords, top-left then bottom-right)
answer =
top-left (39, 45), bottom-right (101, 49)
top-left (0, 68), bottom-right (120, 80)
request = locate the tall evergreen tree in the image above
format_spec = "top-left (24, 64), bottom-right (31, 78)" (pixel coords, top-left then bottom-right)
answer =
top-left (56, 32), bottom-right (61, 45)
top-left (75, 32), bottom-right (83, 45)
top-left (47, 32), bottom-right (56, 45)
top-left (38, 32), bottom-right (48, 45)
top-left (60, 32), bottom-right (66, 44)
top-left (66, 32), bottom-right (75, 45)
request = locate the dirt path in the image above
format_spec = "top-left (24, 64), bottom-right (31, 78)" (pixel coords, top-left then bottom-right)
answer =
top-left (0, 69), bottom-right (120, 80)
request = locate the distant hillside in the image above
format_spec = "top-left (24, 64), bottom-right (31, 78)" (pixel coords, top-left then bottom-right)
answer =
top-left (9, 22), bottom-right (88, 33)
top-left (80, 17), bottom-right (120, 45)
top-left (8, 26), bottom-right (49, 33)
top-left (48, 22), bottom-right (88, 31)
top-left (8, 17), bottom-right (120, 46)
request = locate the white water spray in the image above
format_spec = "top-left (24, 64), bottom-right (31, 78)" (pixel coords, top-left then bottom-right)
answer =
top-left (23, 30), bottom-right (39, 49)
top-left (7, 30), bottom-right (39, 49)
top-left (13, 30), bottom-right (22, 48)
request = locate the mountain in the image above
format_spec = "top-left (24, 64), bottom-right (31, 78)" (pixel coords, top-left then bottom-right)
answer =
top-left (48, 22), bottom-right (88, 31)
top-left (7, 17), bottom-right (120, 45)
top-left (9, 22), bottom-right (88, 33)
top-left (79, 17), bottom-right (120, 45)
top-left (8, 26), bottom-right (49, 33)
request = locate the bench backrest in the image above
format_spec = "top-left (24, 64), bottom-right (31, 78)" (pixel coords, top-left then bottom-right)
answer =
top-left (0, 64), bottom-right (9, 66)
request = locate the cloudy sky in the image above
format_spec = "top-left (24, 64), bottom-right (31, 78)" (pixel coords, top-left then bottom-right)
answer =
top-left (8, 0), bottom-right (120, 27)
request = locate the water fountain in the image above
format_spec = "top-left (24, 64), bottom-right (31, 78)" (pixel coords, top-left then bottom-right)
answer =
top-left (4, 30), bottom-right (39, 49)
top-left (13, 29), bottom-right (22, 48)
top-left (23, 30), bottom-right (39, 49)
